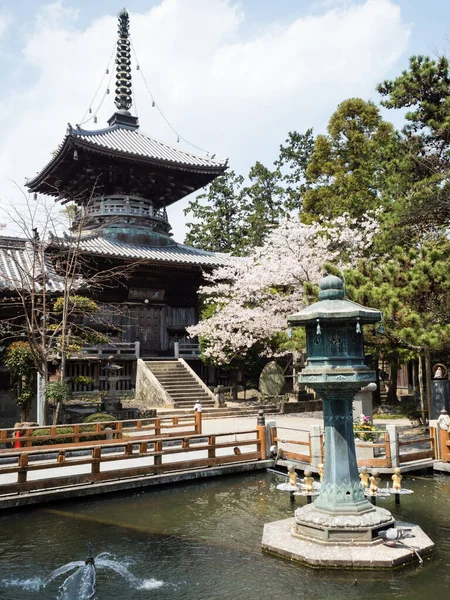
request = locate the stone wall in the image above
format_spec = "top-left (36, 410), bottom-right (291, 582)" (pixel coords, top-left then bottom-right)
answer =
top-left (134, 359), bottom-right (174, 408)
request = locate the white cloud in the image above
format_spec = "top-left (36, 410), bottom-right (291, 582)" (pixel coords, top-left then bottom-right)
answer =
top-left (0, 0), bottom-right (411, 241)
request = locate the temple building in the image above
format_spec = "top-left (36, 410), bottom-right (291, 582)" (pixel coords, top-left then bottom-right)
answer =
top-left (23, 8), bottom-right (229, 357)
top-left (0, 9), bottom-right (231, 421)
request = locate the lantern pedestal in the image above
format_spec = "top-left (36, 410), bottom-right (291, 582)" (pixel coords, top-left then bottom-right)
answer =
top-left (262, 519), bottom-right (434, 569)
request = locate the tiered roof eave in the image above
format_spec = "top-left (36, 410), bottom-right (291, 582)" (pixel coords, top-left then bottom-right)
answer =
top-left (26, 122), bottom-right (228, 197)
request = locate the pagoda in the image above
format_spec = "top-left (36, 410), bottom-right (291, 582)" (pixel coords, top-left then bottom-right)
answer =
top-left (21, 8), bottom-right (230, 357)
top-left (27, 8), bottom-right (227, 250)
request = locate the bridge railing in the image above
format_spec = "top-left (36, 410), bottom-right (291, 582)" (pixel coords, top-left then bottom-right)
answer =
top-left (0, 413), bottom-right (202, 451)
top-left (0, 424), bottom-right (266, 496)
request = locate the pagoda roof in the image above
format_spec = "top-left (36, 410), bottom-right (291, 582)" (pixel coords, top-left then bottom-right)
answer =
top-left (69, 234), bottom-right (233, 268)
top-left (0, 234), bottom-right (233, 292)
top-left (26, 122), bottom-right (227, 199)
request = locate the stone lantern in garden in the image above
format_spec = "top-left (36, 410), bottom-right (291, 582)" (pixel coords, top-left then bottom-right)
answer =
top-left (262, 274), bottom-right (434, 568)
top-left (287, 274), bottom-right (394, 542)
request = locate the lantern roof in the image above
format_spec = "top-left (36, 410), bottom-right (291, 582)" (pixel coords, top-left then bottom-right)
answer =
top-left (288, 274), bottom-right (382, 326)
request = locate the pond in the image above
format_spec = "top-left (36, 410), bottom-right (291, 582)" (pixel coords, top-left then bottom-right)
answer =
top-left (0, 471), bottom-right (449, 599)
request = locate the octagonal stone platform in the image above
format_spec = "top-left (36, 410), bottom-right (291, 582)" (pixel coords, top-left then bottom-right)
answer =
top-left (262, 518), bottom-right (434, 569)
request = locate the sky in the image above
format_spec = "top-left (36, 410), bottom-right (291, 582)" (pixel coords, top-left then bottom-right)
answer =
top-left (0, 0), bottom-right (449, 242)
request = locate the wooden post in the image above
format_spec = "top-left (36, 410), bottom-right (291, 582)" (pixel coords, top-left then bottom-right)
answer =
top-left (256, 410), bottom-right (267, 459)
top-left (154, 440), bottom-right (162, 465)
top-left (57, 450), bottom-right (66, 463)
top-left (194, 411), bottom-right (202, 434)
top-left (73, 425), bottom-right (80, 444)
top-left (439, 428), bottom-right (449, 462)
top-left (182, 438), bottom-right (189, 449)
top-left (26, 428), bottom-right (32, 448)
top-left (384, 432), bottom-right (391, 467)
top-left (154, 419), bottom-right (161, 437)
top-left (91, 447), bottom-right (101, 474)
top-left (125, 443), bottom-right (133, 456)
top-left (208, 436), bottom-right (216, 458)
top-left (18, 453), bottom-right (28, 484)
top-left (116, 422), bottom-right (123, 440)
top-left (139, 442), bottom-right (148, 454)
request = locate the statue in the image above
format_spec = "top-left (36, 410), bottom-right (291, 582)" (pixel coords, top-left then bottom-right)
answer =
top-left (317, 463), bottom-right (324, 483)
top-left (287, 463), bottom-right (297, 487)
top-left (392, 468), bottom-right (402, 491)
top-left (359, 466), bottom-right (369, 488)
top-left (369, 470), bottom-right (380, 495)
top-left (303, 470), bottom-right (314, 493)
top-left (437, 409), bottom-right (450, 431)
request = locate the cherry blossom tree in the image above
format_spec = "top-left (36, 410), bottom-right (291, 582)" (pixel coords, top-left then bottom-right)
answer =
top-left (188, 214), bottom-right (379, 366)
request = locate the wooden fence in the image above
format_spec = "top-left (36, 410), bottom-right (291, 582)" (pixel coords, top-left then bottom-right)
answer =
top-left (436, 426), bottom-right (450, 462)
top-left (0, 424), bottom-right (266, 496)
top-left (0, 413), bottom-right (202, 452)
top-left (398, 434), bottom-right (435, 464)
top-left (270, 425), bottom-right (435, 468)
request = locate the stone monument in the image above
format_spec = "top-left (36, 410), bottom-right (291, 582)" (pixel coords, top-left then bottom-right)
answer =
top-left (259, 361), bottom-right (285, 397)
top-left (262, 274), bottom-right (434, 568)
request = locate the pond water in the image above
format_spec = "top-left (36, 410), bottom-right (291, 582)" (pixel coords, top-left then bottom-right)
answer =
top-left (0, 471), bottom-right (449, 599)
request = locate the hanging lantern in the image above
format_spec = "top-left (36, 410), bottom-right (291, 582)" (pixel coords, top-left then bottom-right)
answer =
top-left (152, 100), bottom-right (155, 107)
top-left (136, 64), bottom-right (140, 70)
top-left (93, 116), bottom-right (98, 124)
top-left (106, 88), bottom-right (110, 95)
top-left (106, 68), bottom-right (109, 74)
top-left (88, 107), bottom-right (92, 114)
top-left (73, 149), bottom-right (79, 161)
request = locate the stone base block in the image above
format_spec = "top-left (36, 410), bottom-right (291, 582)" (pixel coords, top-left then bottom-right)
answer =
top-left (261, 519), bottom-right (434, 569)
top-left (293, 503), bottom-right (394, 544)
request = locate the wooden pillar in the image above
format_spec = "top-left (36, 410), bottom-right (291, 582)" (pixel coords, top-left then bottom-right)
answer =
top-left (194, 411), bottom-right (202, 434)
top-left (439, 428), bottom-right (449, 462)
top-left (256, 410), bottom-right (267, 460)
top-left (93, 362), bottom-right (100, 392)
top-left (154, 440), bottom-right (162, 465)
top-left (208, 436), bottom-right (216, 459)
top-left (18, 453), bottom-right (28, 484)
top-left (91, 447), bottom-right (101, 474)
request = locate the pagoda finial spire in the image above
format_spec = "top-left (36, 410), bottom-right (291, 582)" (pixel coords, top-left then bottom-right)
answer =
top-left (115, 8), bottom-right (132, 111)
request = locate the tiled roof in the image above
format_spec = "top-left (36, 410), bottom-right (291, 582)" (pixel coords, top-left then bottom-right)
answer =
top-left (0, 235), bottom-right (232, 291)
top-left (74, 235), bottom-right (232, 267)
top-left (72, 125), bottom-right (226, 170)
top-left (0, 237), bottom-right (65, 292)
top-left (26, 123), bottom-right (226, 192)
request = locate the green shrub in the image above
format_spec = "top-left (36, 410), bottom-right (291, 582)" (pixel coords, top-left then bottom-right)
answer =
top-left (83, 413), bottom-right (114, 424)
top-left (46, 381), bottom-right (70, 403)
top-left (71, 376), bottom-right (94, 386)
top-left (31, 427), bottom-right (78, 445)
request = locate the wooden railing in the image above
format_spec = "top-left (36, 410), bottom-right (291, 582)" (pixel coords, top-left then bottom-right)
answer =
top-left (271, 426), bottom-right (311, 463)
top-left (398, 435), bottom-right (435, 464)
top-left (0, 413), bottom-right (202, 452)
top-left (0, 425), bottom-right (266, 496)
top-left (269, 424), bottom-right (436, 468)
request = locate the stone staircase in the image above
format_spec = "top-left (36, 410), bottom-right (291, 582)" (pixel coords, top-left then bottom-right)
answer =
top-left (144, 360), bottom-right (216, 409)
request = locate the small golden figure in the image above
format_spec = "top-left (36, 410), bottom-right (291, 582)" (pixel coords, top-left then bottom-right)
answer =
top-left (318, 463), bottom-right (324, 483)
top-left (392, 467), bottom-right (402, 491)
top-left (359, 466), bottom-right (369, 488)
top-left (303, 469), bottom-right (314, 493)
top-left (369, 470), bottom-right (381, 495)
top-left (287, 463), bottom-right (297, 487)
